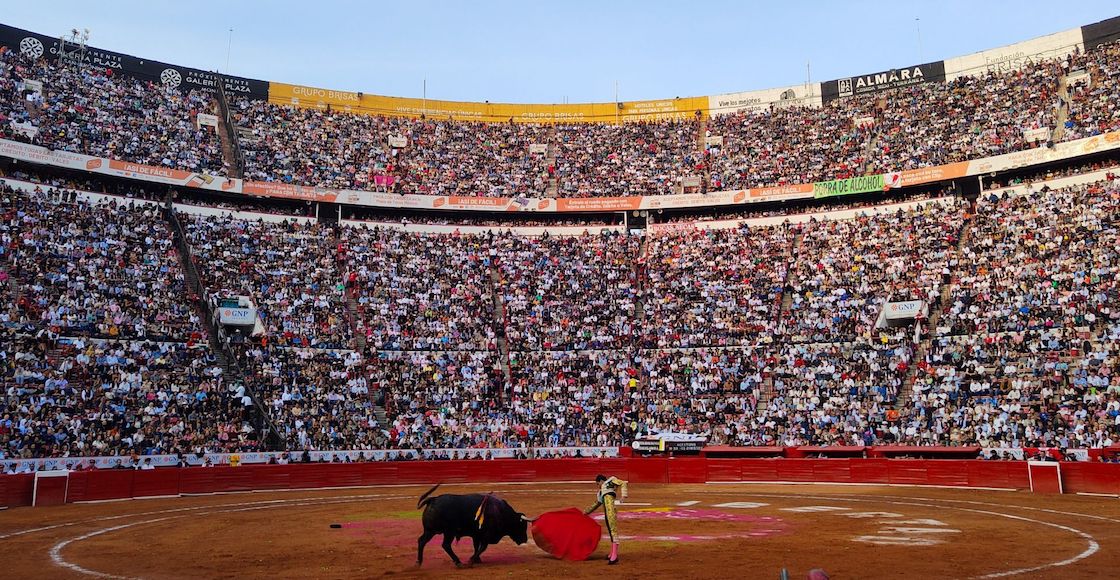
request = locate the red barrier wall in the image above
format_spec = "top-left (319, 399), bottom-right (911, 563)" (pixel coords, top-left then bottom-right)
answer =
top-left (2, 459), bottom-right (1117, 508)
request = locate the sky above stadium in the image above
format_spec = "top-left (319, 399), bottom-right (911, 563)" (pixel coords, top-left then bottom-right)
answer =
top-left (3, 0), bottom-right (1118, 103)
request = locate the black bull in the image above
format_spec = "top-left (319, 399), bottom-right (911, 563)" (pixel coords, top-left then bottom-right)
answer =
top-left (416, 484), bottom-right (532, 567)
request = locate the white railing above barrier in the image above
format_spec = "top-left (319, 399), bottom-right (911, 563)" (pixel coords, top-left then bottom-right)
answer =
top-left (0, 447), bottom-right (621, 473)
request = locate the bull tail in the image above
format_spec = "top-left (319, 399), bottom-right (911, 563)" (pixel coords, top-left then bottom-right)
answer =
top-left (416, 483), bottom-right (441, 510)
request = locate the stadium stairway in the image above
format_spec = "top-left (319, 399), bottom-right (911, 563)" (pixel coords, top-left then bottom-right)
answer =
top-left (896, 208), bottom-right (977, 410)
top-left (696, 116), bottom-right (710, 191)
top-left (213, 78), bottom-right (245, 178)
top-left (344, 292), bottom-right (366, 352)
top-left (861, 133), bottom-right (879, 175)
top-left (1052, 73), bottom-right (1073, 143)
top-left (757, 374), bottom-right (775, 414)
top-left (488, 264), bottom-right (513, 387)
top-left (2, 248), bottom-right (20, 318)
top-left (776, 227), bottom-right (806, 328)
top-left (634, 231), bottom-right (650, 337)
top-left (546, 126), bottom-right (559, 197)
top-left (163, 206), bottom-right (285, 449)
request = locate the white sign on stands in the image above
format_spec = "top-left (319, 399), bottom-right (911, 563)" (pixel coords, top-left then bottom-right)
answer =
top-left (23, 79), bottom-right (42, 93)
top-left (704, 135), bottom-right (724, 146)
top-left (9, 121), bottom-right (37, 139)
top-left (854, 116), bottom-right (875, 127)
top-left (884, 300), bottom-right (924, 320)
top-left (968, 131), bottom-right (1120, 175)
top-left (1023, 127), bottom-right (1051, 142)
top-left (196, 113), bottom-right (219, 128)
top-left (708, 83), bottom-right (822, 116)
top-left (1066, 69), bottom-right (1090, 85)
top-left (387, 135), bottom-right (408, 148)
top-left (528, 143), bottom-right (548, 154)
top-left (943, 28), bottom-right (1083, 81)
top-left (219, 306), bottom-right (257, 325)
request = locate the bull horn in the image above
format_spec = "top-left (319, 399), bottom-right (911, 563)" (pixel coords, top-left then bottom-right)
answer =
top-left (521, 515), bottom-right (538, 522)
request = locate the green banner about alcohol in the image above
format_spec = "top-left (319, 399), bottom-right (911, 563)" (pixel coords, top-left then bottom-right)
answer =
top-left (813, 174), bottom-right (885, 198)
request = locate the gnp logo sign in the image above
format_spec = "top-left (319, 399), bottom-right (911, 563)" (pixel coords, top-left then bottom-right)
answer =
top-left (884, 300), bottom-right (923, 320)
top-left (219, 307), bottom-right (256, 325)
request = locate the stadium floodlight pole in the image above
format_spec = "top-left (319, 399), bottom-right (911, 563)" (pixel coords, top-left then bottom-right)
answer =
top-left (226, 28), bottom-right (233, 73)
top-left (915, 17), bottom-right (923, 62)
top-left (615, 80), bottom-right (619, 125)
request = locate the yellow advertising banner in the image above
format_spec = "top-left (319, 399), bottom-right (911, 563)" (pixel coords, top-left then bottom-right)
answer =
top-left (268, 82), bottom-right (707, 123)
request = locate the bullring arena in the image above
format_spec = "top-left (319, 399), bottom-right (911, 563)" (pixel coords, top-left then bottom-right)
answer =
top-left (6, 5), bottom-right (1120, 579)
top-left (2, 459), bottom-right (1120, 578)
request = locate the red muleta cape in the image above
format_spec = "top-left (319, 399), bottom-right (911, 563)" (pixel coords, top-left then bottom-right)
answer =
top-left (531, 508), bottom-right (602, 561)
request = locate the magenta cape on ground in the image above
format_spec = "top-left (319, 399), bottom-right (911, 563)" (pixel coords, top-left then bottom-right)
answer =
top-left (530, 508), bottom-right (602, 561)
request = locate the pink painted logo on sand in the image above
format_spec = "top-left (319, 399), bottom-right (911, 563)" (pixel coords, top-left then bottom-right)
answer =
top-left (345, 507), bottom-right (788, 551)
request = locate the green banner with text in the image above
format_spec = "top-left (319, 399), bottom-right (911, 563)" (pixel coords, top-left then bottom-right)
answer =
top-left (813, 174), bottom-right (885, 198)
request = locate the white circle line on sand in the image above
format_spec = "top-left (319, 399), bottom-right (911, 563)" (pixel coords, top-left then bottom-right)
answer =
top-left (2, 485), bottom-right (581, 542)
top-left (878, 494), bottom-right (1120, 524)
top-left (736, 492), bottom-right (1101, 579)
top-left (0, 492), bottom-right (409, 540)
top-left (23, 486), bottom-right (1111, 579)
top-left (695, 486), bottom-right (1120, 524)
top-left (48, 496), bottom-right (398, 578)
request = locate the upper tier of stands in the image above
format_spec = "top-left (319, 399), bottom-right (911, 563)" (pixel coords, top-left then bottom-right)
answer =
top-left (2, 37), bottom-right (1118, 199)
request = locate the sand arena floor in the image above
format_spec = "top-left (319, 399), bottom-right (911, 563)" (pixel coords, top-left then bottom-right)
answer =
top-left (2, 483), bottom-right (1119, 579)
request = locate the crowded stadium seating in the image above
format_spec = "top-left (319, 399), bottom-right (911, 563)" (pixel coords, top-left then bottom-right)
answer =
top-left (0, 48), bottom-right (224, 173)
top-left (2, 27), bottom-right (1120, 466)
top-left (2, 170), bottom-right (1117, 461)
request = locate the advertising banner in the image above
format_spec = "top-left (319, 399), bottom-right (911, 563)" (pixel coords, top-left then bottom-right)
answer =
top-left (0, 138), bottom-right (240, 192)
top-left (749, 183), bottom-right (816, 201)
top-left (1081, 15), bottom-right (1120, 51)
top-left (897, 161), bottom-right (970, 188)
top-left (883, 300), bottom-right (924, 320)
top-left (3, 127), bottom-right (1119, 214)
top-left (218, 306), bottom-right (257, 325)
top-left (0, 23), bottom-right (269, 100)
top-left (708, 83), bottom-right (822, 116)
top-left (822, 61), bottom-right (945, 102)
top-left (268, 81), bottom-right (707, 123)
top-left (640, 188), bottom-right (750, 210)
top-left (813, 174), bottom-right (885, 198)
top-left (943, 28), bottom-right (1083, 81)
top-left (967, 131), bottom-right (1120, 175)
top-left (387, 135), bottom-right (407, 148)
top-left (528, 143), bottom-right (549, 154)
